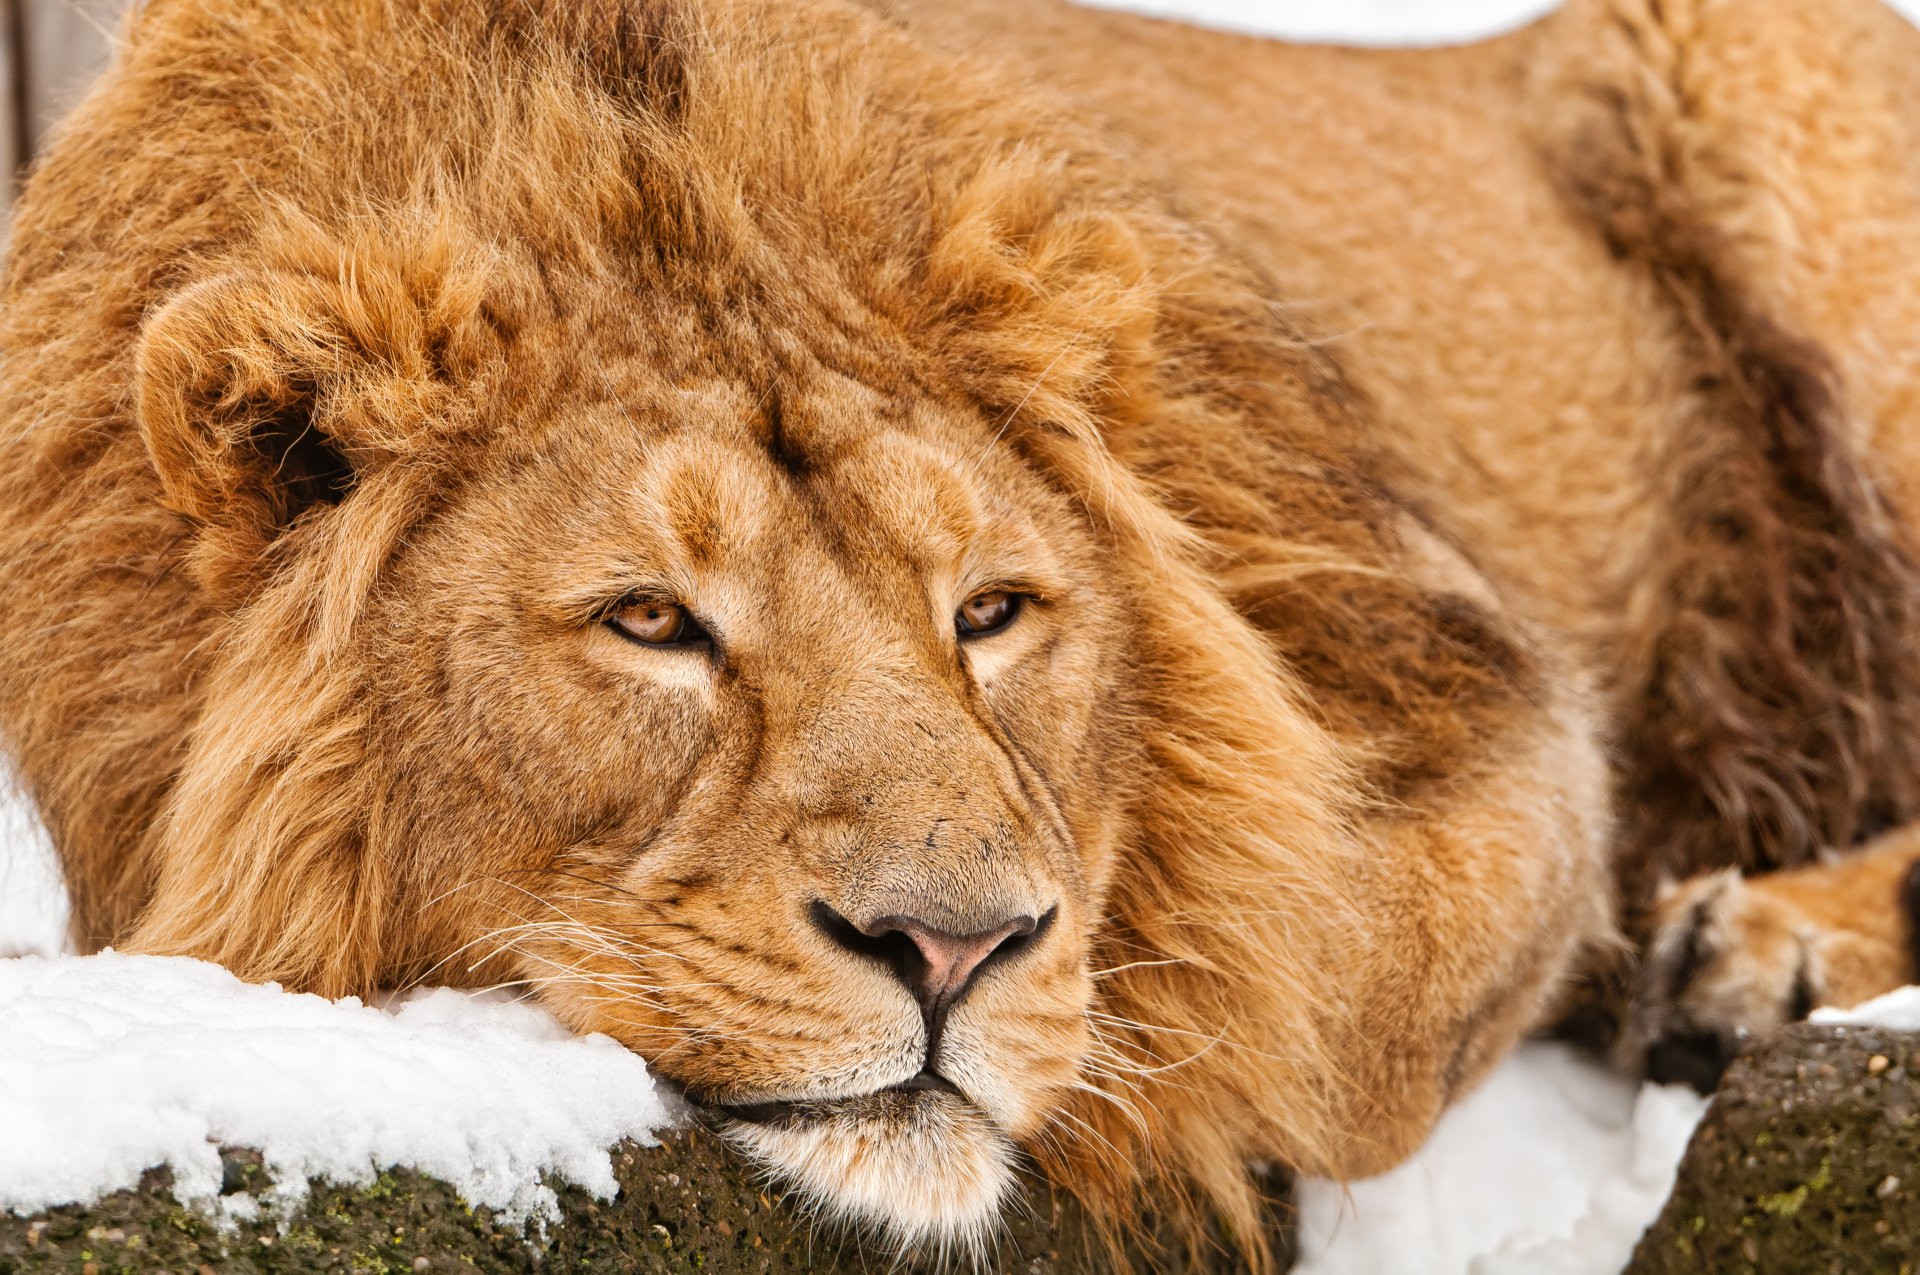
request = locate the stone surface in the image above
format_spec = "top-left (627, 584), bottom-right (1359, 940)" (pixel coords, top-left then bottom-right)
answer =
top-left (17, 1022), bottom-right (1920, 1274)
top-left (1629, 1023), bottom-right (1920, 1274)
top-left (0, 1128), bottom-right (1291, 1273)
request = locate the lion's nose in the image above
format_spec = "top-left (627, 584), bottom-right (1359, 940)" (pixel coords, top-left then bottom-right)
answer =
top-left (809, 900), bottom-right (1051, 1012)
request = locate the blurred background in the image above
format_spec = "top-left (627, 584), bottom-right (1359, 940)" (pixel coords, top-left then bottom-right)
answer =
top-left (0, 0), bottom-right (118, 215)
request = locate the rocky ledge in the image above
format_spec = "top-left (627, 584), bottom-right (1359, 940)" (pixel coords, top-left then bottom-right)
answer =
top-left (0, 1127), bottom-right (1291, 1274)
top-left (1629, 1022), bottom-right (1920, 1273)
top-left (9, 1024), bottom-right (1920, 1274)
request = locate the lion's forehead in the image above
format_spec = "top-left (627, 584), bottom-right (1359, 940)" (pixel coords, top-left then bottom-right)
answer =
top-left (469, 378), bottom-right (1070, 617)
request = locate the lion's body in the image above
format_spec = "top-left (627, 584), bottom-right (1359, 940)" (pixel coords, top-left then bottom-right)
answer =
top-left (4, 0), bottom-right (1919, 1265)
top-left (932, 0), bottom-right (1920, 889)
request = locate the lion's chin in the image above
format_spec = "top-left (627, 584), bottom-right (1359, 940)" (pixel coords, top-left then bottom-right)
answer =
top-left (716, 1088), bottom-right (1016, 1259)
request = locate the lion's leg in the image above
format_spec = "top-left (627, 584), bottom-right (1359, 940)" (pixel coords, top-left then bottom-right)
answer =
top-left (1631, 828), bottom-right (1920, 1091)
top-left (1241, 524), bottom-right (1625, 1175)
top-left (1318, 699), bottom-right (1618, 1174)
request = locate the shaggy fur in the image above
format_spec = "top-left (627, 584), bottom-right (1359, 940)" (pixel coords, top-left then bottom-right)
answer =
top-left (1541, 0), bottom-right (1920, 902)
top-left (4, 0), bottom-right (1920, 1267)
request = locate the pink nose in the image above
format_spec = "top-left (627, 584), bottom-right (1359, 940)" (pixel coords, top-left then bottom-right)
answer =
top-left (809, 901), bottom-right (1049, 1012)
top-left (890, 915), bottom-right (1037, 1006)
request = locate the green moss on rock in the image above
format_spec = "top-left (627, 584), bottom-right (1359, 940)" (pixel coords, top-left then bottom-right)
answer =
top-left (0, 1129), bottom-right (1292, 1273)
top-left (1629, 1023), bottom-right (1920, 1274)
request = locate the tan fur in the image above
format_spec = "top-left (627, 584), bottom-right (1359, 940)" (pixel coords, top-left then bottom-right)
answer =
top-left (3, 0), bottom-right (1919, 1267)
top-left (1636, 827), bottom-right (1920, 1088)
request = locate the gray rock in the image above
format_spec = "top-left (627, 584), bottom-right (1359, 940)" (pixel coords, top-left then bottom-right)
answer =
top-left (0, 1129), bottom-right (1293, 1273)
top-left (1629, 1022), bottom-right (1920, 1273)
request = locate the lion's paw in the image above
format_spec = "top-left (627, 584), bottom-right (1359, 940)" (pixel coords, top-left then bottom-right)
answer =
top-left (1629, 869), bottom-right (1821, 1093)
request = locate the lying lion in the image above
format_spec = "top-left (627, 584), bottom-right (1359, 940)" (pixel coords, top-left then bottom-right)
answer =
top-left (4, 0), bottom-right (1918, 1265)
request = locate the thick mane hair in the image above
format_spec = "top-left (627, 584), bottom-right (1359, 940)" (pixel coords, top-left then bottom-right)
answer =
top-left (1532, 0), bottom-right (1920, 914)
top-left (0, 0), bottom-right (1425, 1262)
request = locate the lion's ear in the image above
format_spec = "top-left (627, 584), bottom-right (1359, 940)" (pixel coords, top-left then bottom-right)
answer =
top-left (134, 251), bottom-right (487, 549)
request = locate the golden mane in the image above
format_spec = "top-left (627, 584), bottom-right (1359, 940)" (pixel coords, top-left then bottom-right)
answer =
top-left (0, 1), bottom-right (1400, 1258)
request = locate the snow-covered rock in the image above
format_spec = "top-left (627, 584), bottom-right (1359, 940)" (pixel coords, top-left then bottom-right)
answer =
top-left (0, 951), bottom-right (669, 1224)
top-left (1629, 1020), bottom-right (1920, 1273)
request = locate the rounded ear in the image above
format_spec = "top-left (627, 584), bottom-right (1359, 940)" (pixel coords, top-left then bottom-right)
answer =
top-left (135, 266), bottom-right (453, 529)
top-left (133, 251), bottom-right (484, 544)
top-left (137, 272), bottom-right (356, 533)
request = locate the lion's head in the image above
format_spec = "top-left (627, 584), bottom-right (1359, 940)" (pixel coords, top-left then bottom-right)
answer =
top-left (131, 219), bottom-right (1142, 1251)
top-left (6, 0), bottom-right (1378, 1259)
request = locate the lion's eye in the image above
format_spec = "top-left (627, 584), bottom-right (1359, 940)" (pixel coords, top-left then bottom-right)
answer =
top-left (956, 589), bottom-right (1022, 638)
top-left (608, 599), bottom-right (708, 647)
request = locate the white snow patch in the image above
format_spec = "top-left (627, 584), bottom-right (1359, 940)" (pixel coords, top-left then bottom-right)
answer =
top-left (0, 950), bottom-right (671, 1223)
top-left (1813, 984), bottom-right (1920, 1030)
top-left (1075, 0), bottom-right (1559, 46)
top-left (1077, 0), bottom-right (1920, 45)
top-left (1293, 1043), bottom-right (1707, 1275)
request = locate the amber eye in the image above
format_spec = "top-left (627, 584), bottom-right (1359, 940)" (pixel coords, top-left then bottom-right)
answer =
top-left (956, 589), bottom-right (1022, 638)
top-left (608, 598), bottom-right (708, 647)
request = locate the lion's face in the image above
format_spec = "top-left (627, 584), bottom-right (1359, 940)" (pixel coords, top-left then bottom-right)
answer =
top-left (363, 355), bottom-right (1127, 1244)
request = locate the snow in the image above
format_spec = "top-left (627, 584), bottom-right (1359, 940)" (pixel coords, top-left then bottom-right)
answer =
top-left (1081, 0), bottom-right (1920, 44)
top-left (1289, 981), bottom-right (1920, 1275)
top-left (1, 792), bottom-right (673, 1226)
top-left (1813, 984), bottom-right (1920, 1031)
top-left (0, 781), bottom-right (67, 958)
top-left (1293, 1045), bottom-right (1707, 1275)
top-left (0, 949), bottom-right (670, 1224)
top-left (1077, 0), bottom-right (1559, 46)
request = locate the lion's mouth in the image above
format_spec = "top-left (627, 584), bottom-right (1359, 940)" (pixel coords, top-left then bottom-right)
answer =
top-left (709, 1070), bottom-right (965, 1127)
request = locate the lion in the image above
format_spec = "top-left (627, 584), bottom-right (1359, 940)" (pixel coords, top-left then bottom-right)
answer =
top-left (4, 0), bottom-right (1920, 1265)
